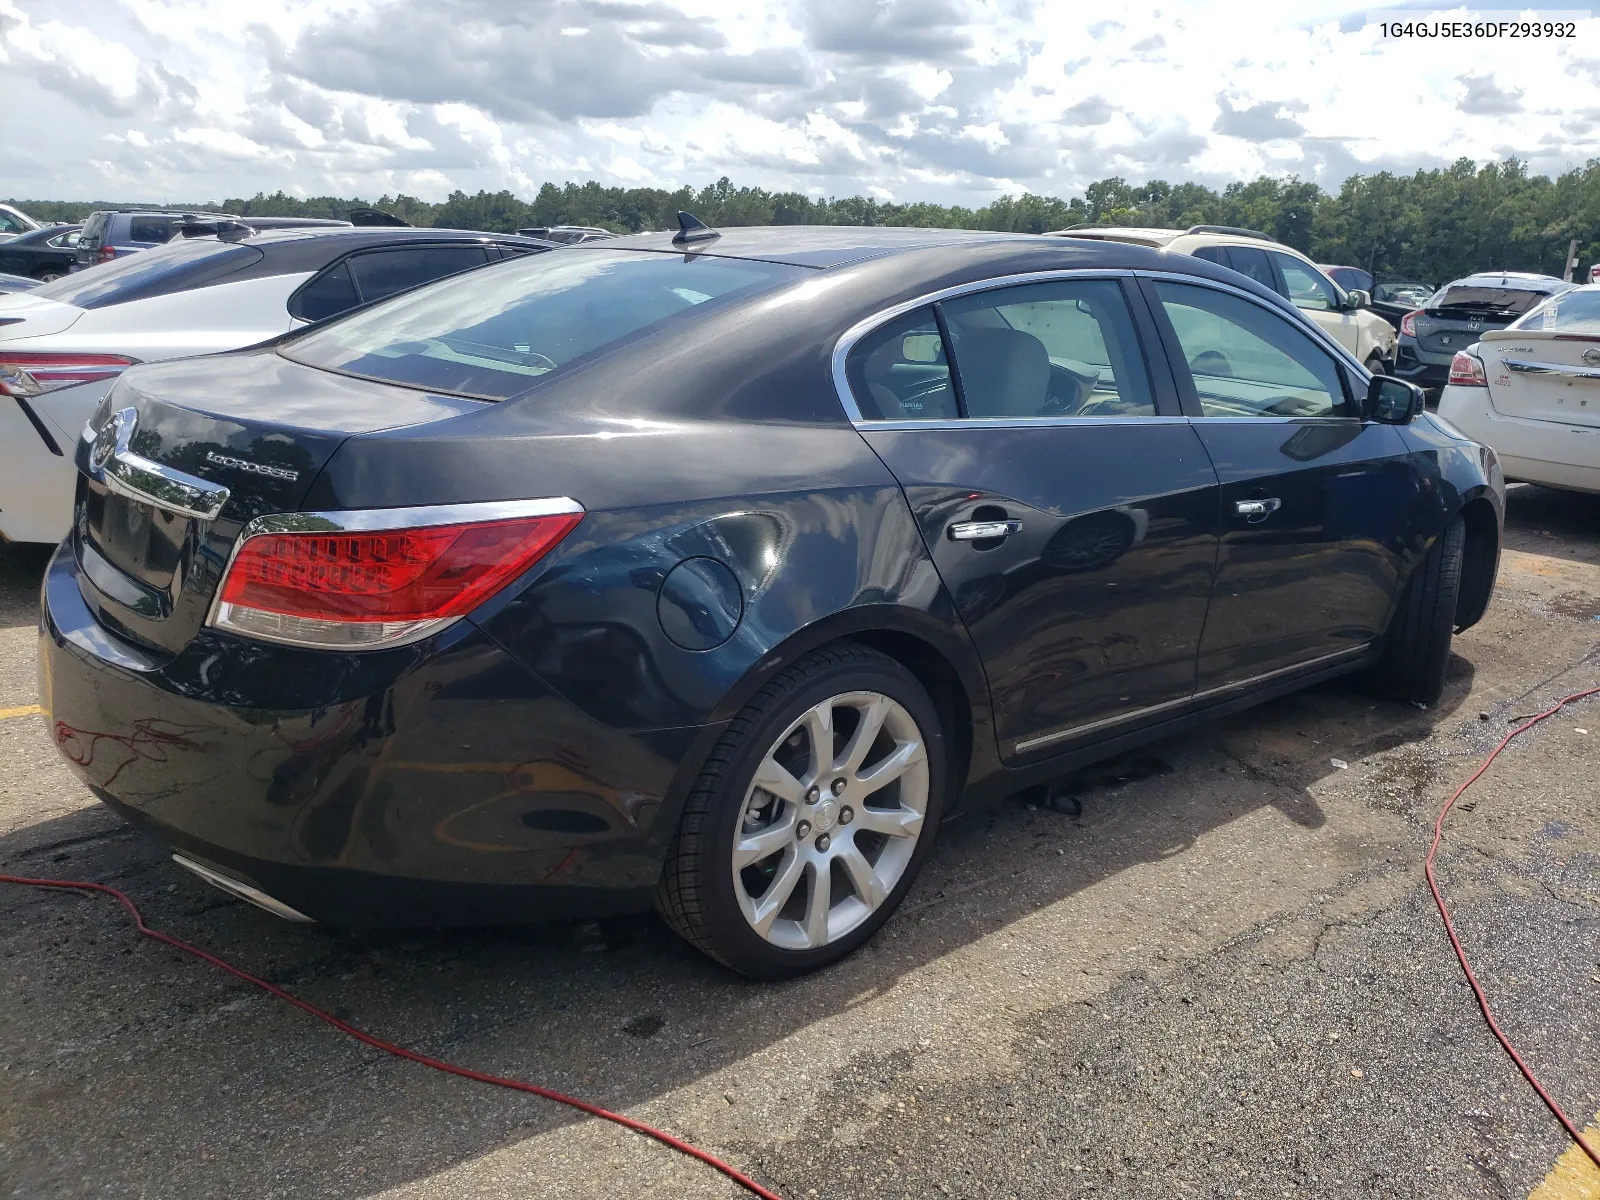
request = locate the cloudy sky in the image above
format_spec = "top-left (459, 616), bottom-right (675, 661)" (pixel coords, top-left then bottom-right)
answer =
top-left (3, 0), bottom-right (1599, 206)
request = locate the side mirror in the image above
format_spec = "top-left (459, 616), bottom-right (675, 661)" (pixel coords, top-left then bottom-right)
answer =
top-left (1366, 375), bottom-right (1425, 424)
top-left (1345, 288), bottom-right (1371, 310)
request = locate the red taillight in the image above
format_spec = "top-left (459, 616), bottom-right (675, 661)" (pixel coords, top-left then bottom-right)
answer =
top-left (96, 245), bottom-right (116, 264)
top-left (210, 504), bottom-right (583, 649)
top-left (0, 352), bottom-right (136, 397)
top-left (1399, 309), bottom-right (1420, 338)
top-left (1448, 351), bottom-right (1487, 387)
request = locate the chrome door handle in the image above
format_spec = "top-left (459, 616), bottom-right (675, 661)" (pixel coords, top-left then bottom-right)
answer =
top-left (1234, 498), bottom-right (1282, 522)
top-left (948, 519), bottom-right (1022, 541)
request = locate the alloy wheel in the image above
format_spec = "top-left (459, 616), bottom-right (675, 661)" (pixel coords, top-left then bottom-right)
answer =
top-left (730, 690), bottom-right (929, 950)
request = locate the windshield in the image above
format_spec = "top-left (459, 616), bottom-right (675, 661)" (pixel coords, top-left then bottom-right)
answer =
top-left (1428, 284), bottom-right (1556, 316)
top-left (280, 249), bottom-right (807, 401)
top-left (31, 238), bottom-right (262, 309)
top-left (1510, 288), bottom-right (1600, 335)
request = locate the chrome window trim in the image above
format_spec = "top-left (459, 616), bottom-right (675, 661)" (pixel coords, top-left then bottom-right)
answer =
top-left (829, 265), bottom-right (1373, 429)
top-left (204, 496), bottom-right (585, 647)
top-left (830, 268), bottom-right (1138, 424)
top-left (1010, 644), bottom-right (1370, 757)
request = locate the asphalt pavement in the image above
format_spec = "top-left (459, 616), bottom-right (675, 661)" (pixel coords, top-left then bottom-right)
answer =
top-left (1, 484), bottom-right (1597, 1200)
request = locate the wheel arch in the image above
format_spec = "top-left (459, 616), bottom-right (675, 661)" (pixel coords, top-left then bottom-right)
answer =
top-left (1454, 493), bottom-right (1500, 632)
top-left (705, 604), bottom-right (993, 806)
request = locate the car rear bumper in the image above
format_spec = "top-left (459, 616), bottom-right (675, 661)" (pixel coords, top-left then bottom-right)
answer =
top-left (39, 541), bottom-right (712, 926)
top-left (1436, 386), bottom-right (1600, 494)
top-left (1393, 346), bottom-right (1450, 391)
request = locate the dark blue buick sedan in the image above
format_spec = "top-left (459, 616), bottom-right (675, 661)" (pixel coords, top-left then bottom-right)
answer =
top-left (40, 220), bottom-right (1503, 977)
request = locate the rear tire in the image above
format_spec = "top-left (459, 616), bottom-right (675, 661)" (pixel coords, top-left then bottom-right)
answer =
top-left (33, 269), bottom-right (62, 283)
top-left (1366, 516), bottom-right (1465, 706)
top-left (656, 643), bottom-right (946, 978)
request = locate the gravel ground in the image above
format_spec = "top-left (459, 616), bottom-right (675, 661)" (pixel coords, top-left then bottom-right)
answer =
top-left (1, 483), bottom-right (1597, 1200)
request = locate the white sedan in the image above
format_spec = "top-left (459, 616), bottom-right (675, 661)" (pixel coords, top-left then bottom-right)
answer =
top-left (1437, 284), bottom-right (1600, 494)
top-left (0, 226), bottom-right (549, 543)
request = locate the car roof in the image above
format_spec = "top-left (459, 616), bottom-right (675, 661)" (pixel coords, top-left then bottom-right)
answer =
top-left (11, 224), bottom-right (80, 243)
top-left (1042, 226), bottom-right (1184, 247)
top-left (598, 225), bottom-right (1044, 268)
top-left (243, 226), bottom-right (553, 249)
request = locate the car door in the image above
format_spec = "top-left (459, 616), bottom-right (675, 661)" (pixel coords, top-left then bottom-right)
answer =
top-left (1269, 251), bottom-right (1359, 355)
top-left (1141, 276), bottom-right (1414, 688)
top-left (842, 275), bottom-right (1222, 762)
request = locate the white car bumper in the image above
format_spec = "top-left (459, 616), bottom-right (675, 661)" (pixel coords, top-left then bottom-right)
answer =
top-left (1436, 384), bottom-right (1600, 495)
top-left (0, 379), bottom-right (109, 544)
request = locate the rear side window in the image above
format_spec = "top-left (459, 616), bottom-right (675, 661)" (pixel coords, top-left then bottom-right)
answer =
top-left (1223, 246), bottom-right (1278, 292)
top-left (1192, 246), bottom-right (1228, 267)
top-left (281, 249), bottom-right (805, 400)
top-left (31, 239), bottom-right (263, 310)
top-left (942, 279), bottom-right (1155, 418)
top-left (128, 216), bottom-right (177, 244)
top-left (80, 212), bottom-right (108, 245)
top-left (847, 307), bottom-right (958, 420)
top-left (291, 261), bottom-right (359, 322)
top-left (346, 245), bottom-right (491, 305)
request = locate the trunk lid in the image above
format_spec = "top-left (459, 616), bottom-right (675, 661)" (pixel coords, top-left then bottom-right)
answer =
top-left (74, 350), bottom-right (486, 655)
top-left (0, 291), bottom-right (86, 341)
top-left (1477, 329), bottom-right (1600, 430)
top-left (1413, 308), bottom-right (1510, 357)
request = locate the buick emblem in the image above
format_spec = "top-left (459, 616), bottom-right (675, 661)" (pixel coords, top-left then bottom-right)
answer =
top-left (89, 409), bottom-right (132, 472)
top-left (1583, 348), bottom-right (1600, 365)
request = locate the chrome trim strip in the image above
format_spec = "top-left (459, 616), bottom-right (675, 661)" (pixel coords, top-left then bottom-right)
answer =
top-left (1502, 357), bottom-right (1600, 380)
top-left (853, 415), bottom-right (1192, 432)
top-left (1010, 645), bottom-right (1371, 756)
top-left (203, 497), bottom-right (586, 645)
top-left (171, 854), bottom-right (315, 922)
top-left (830, 268), bottom-right (1137, 423)
top-left (88, 408), bottom-right (232, 522)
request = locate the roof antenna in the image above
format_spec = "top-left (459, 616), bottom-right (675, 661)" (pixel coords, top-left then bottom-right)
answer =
top-left (672, 210), bottom-right (720, 246)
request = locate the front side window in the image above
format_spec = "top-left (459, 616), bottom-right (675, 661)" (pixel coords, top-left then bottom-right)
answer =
top-left (846, 307), bottom-right (958, 420)
top-left (941, 279), bottom-right (1155, 418)
top-left (1271, 253), bottom-right (1339, 311)
top-left (281, 249), bottom-right (805, 401)
top-left (1154, 281), bottom-right (1349, 419)
top-left (0, 212), bottom-right (23, 234)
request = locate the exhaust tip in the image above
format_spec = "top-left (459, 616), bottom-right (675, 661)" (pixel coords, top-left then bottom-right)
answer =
top-left (171, 853), bottom-right (315, 923)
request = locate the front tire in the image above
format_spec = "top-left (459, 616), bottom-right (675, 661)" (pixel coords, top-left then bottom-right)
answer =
top-left (1365, 352), bottom-right (1386, 376)
top-left (1366, 516), bottom-right (1465, 705)
top-left (656, 643), bottom-right (946, 978)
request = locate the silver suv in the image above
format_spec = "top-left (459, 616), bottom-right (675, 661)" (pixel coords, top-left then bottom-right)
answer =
top-left (74, 210), bottom-right (351, 270)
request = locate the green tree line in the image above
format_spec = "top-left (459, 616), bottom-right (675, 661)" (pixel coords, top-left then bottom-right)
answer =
top-left (15, 157), bottom-right (1600, 284)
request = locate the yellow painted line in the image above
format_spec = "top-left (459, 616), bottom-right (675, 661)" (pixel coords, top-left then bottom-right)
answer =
top-left (0, 704), bottom-right (42, 721)
top-left (1529, 1114), bottom-right (1600, 1199)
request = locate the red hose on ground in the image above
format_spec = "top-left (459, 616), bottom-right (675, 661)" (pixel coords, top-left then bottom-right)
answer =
top-left (1425, 685), bottom-right (1600, 1170)
top-left (5, 686), bottom-right (1597, 1188)
top-left (0, 872), bottom-right (784, 1200)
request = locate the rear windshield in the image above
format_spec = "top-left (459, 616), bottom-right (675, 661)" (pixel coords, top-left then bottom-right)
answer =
top-left (1429, 285), bottom-right (1554, 315)
top-left (1510, 288), bottom-right (1600, 335)
top-left (279, 249), bottom-right (807, 400)
top-left (31, 239), bottom-right (263, 310)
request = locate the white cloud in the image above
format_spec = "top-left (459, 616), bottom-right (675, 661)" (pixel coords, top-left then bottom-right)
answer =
top-left (2, 0), bottom-right (1598, 207)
